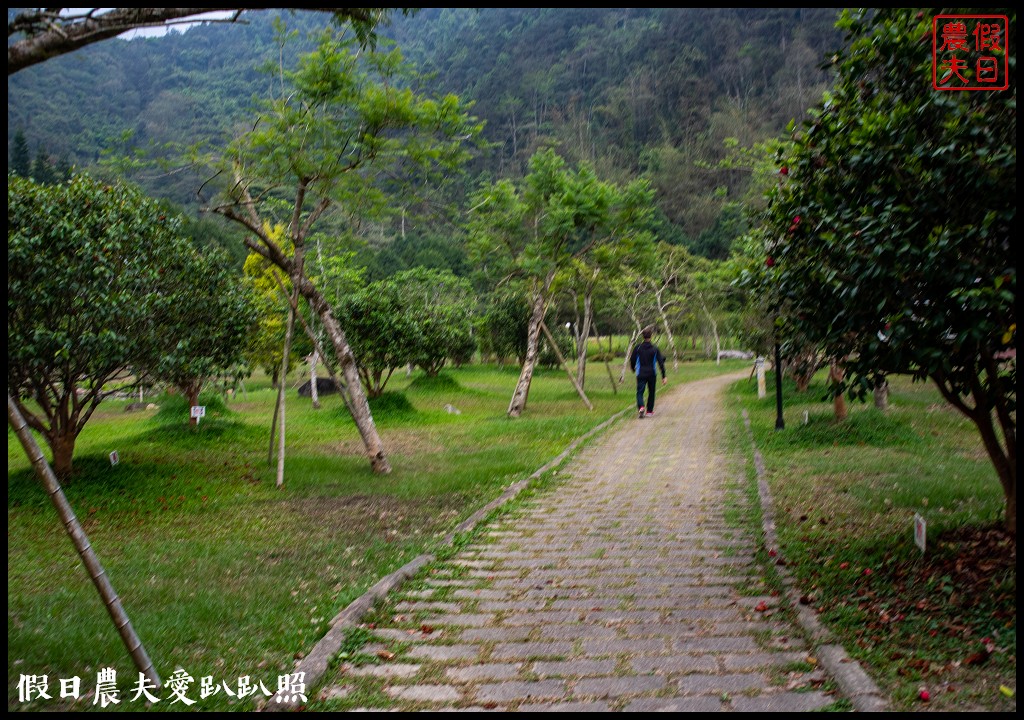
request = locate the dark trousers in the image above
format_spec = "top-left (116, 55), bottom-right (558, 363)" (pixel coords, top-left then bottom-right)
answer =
top-left (636, 375), bottom-right (657, 411)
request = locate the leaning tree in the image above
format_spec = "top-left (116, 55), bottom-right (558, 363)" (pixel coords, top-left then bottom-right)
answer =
top-left (205, 27), bottom-right (482, 473)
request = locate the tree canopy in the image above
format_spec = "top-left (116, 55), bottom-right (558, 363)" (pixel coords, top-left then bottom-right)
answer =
top-left (470, 148), bottom-right (655, 416)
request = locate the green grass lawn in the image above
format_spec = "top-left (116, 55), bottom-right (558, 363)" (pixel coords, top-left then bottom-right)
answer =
top-left (8, 358), bottom-right (745, 711)
top-left (727, 372), bottom-right (1016, 712)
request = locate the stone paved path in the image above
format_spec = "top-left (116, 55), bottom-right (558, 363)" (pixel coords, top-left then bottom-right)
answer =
top-left (319, 373), bottom-right (844, 711)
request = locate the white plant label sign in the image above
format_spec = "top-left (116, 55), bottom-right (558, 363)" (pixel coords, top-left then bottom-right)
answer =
top-left (914, 513), bottom-right (926, 553)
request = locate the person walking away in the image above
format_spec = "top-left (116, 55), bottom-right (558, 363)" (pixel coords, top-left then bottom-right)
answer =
top-left (629, 327), bottom-right (667, 418)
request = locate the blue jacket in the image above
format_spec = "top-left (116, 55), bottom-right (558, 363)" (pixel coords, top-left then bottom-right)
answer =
top-left (629, 340), bottom-right (666, 379)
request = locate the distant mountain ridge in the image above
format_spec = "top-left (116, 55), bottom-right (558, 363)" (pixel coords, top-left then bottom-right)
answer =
top-left (8, 8), bottom-right (843, 255)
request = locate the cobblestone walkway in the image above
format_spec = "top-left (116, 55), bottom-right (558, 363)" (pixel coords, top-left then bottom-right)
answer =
top-left (318, 373), bottom-right (843, 711)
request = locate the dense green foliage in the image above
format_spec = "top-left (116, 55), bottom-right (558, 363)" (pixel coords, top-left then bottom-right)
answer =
top-left (335, 281), bottom-right (422, 398)
top-left (142, 246), bottom-right (254, 410)
top-left (8, 173), bottom-right (248, 475)
top-left (751, 9), bottom-right (1016, 529)
top-left (480, 290), bottom-right (530, 364)
top-left (469, 148), bottom-right (656, 415)
top-left (391, 268), bottom-right (477, 375)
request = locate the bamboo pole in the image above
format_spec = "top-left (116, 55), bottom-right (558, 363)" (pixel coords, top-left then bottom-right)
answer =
top-left (7, 395), bottom-right (161, 688)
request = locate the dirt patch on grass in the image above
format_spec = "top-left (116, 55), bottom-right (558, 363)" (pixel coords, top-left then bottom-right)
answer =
top-left (277, 494), bottom-right (431, 529)
top-left (322, 432), bottom-right (446, 457)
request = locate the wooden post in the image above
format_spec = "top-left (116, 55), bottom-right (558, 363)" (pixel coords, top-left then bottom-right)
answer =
top-left (274, 284), bottom-right (299, 487)
top-left (540, 321), bottom-right (593, 410)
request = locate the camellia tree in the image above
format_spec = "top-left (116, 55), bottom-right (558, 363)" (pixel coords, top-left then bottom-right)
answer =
top-left (392, 267), bottom-right (477, 376)
top-left (335, 280), bottom-right (422, 398)
top-left (8, 174), bottom-right (250, 476)
top-left (144, 247), bottom-right (254, 420)
top-left (755, 9), bottom-right (1016, 530)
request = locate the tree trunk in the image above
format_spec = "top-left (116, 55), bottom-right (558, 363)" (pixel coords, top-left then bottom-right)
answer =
top-left (508, 289), bottom-right (547, 418)
top-left (660, 313), bottom-right (678, 371)
top-left (973, 403), bottom-right (1016, 534)
top-left (931, 373), bottom-right (1016, 534)
top-left (300, 278), bottom-right (390, 473)
top-left (541, 321), bottom-right (592, 410)
top-left (1004, 482), bottom-right (1016, 535)
top-left (700, 300), bottom-right (721, 365)
top-left (184, 380), bottom-right (202, 426)
top-left (792, 350), bottom-right (821, 392)
top-left (620, 325), bottom-right (642, 384)
top-left (654, 288), bottom-right (679, 371)
top-left (962, 383), bottom-right (1011, 536)
top-left (873, 379), bottom-right (889, 410)
top-left (49, 428), bottom-right (77, 480)
top-left (829, 360), bottom-right (848, 421)
top-left (8, 395), bottom-right (161, 689)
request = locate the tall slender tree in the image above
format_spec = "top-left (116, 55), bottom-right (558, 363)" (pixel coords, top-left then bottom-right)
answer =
top-left (10, 128), bottom-right (31, 177)
top-left (206, 27), bottom-right (481, 472)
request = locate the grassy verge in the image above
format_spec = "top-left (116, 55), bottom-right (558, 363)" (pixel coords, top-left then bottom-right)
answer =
top-left (726, 372), bottom-right (1016, 712)
top-left (8, 359), bottom-right (744, 711)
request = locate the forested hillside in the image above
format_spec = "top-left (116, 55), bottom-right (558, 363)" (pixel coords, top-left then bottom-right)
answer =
top-left (8, 8), bottom-right (843, 259)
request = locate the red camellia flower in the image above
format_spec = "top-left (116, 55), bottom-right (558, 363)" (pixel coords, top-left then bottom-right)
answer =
top-left (793, 216), bottom-right (801, 224)
top-left (765, 256), bottom-right (775, 268)
top-left (780, 166), bottom-right (789, 176)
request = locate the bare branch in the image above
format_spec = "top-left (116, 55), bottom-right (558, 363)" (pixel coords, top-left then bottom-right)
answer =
top-left (9, 8), bottom-right (396, 75)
